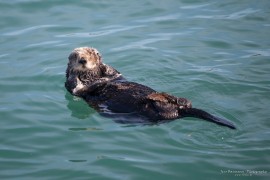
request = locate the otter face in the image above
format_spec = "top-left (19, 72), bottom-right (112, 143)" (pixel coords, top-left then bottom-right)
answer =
top-left (68, 47), bottom-right (102, 72)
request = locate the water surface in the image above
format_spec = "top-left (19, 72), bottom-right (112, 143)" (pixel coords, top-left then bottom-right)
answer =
top-left (0, 0), bottom-right (270, 179)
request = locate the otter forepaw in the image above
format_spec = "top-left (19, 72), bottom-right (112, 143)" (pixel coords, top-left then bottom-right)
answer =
top-left (72, 77), bottom-right (84, 95)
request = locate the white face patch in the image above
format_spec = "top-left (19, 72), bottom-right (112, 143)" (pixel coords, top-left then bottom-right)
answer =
top-left (72, 47), bottom-right (101, 71)
top-left (72, 63), bottom-right (86, 72)
top-left (85, 61), bottom-right (97, 69)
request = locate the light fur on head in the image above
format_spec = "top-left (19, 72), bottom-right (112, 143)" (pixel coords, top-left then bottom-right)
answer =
top-left (68, 47), bottom-right (102, 73)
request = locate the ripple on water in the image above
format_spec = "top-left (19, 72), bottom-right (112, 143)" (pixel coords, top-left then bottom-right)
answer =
top-left (1, 0), bottom-right (270, 179)
top-left (3, 24), bottom-right (60, 36)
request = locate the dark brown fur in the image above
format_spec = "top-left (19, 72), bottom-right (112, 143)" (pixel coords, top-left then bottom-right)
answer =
top-left (65, 47), bottom-right (236, 129)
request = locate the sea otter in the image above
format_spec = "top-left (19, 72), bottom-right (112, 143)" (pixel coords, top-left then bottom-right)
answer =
top-left (65, 47), bottom-right (236, 129)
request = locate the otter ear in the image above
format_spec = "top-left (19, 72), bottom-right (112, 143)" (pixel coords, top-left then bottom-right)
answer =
top-left (68, 52), bottom-right (78, 61)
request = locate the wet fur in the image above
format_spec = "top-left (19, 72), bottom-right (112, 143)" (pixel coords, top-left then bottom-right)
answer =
top-left (65, 47), bottom-right (236, 129)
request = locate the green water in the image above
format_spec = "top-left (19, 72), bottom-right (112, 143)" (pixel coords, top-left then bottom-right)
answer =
top-left (1, 0), bottom-right (270, 179)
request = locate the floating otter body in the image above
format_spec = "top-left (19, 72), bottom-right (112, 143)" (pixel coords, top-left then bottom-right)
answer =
top-left (65, 47), bottom-right (236, 129)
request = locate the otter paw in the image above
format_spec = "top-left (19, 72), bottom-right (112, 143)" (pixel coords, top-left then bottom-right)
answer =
top-left (72, 78), bottom-right (84, 94)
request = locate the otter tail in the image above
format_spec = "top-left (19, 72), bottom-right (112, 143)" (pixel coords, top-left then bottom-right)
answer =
top-left (181, 108), bottom-right (236, 129)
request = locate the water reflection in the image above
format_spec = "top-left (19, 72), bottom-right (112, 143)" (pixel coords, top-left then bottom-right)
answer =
top-left (68, 127), bottom-right (103, 131)
top-left (68, 160), bottom-right (87, 163)
top-left (65, 92), bottom-right (93, 119)
top-left (65, 91), bottom-right (162, 126)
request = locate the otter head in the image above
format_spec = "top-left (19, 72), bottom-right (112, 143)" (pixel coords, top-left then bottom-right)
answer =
top-left (68, 47), bottom-right (102, 73)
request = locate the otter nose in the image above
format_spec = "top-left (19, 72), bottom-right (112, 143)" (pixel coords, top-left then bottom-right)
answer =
top-left (79, 59), bottom-right (87, 65)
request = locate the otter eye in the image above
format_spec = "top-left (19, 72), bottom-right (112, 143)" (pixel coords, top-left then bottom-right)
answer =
top-left (96, 52), bottom-right (101, 60)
